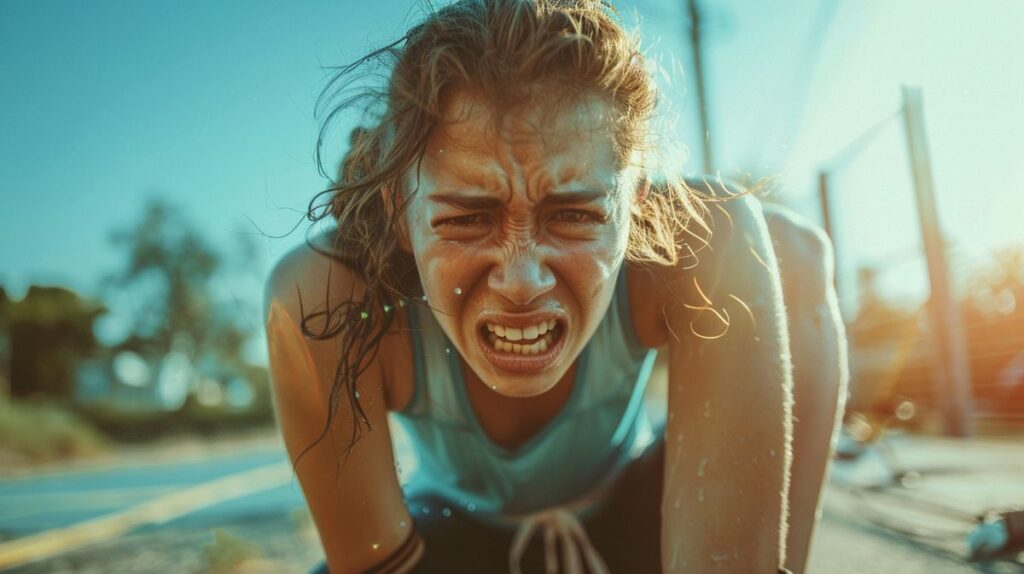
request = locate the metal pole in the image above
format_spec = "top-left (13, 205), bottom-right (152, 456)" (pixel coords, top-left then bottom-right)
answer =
top-left (901, 85), bottom-right (974, 437)
top-left (818, 170), bottom-right (840, 300)
top-left (686, 0), bottom-right (713, 174)
top-left (817, 171), bottom-right (835, 242)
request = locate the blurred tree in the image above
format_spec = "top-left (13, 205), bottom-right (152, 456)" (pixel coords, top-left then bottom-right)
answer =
top-left (0, 286), bottom-right (105, 399)
top-left (104, 198), bottom-right (264, 411)
top-left (962, 245), bottom-right (1024, 411)
top-left (848, 246), bottom-right (1024, 430)
top-left (0, 286), bottom-right (8, 397)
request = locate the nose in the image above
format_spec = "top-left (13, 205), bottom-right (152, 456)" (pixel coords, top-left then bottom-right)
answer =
top-left (488, 250), bottom-right (556, 307)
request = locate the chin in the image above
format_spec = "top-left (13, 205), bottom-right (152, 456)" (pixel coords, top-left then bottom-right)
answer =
top-left (484, 372), bottom-right (563, 398)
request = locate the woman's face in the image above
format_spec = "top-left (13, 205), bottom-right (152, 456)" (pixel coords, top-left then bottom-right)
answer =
top-left (401, 91), bottom-right (642, 398)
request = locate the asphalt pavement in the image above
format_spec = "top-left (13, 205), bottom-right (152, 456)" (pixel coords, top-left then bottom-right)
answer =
top-left (1, 431), bottom-right (1021, 573)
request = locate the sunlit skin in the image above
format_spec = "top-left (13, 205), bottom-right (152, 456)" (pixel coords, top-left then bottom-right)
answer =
top-left (398, 91), bottom-right (644, 398)
top-left (265, 91), bottom-right (830, 574)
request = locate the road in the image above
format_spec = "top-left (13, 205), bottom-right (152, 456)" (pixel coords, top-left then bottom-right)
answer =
top-left (1, 433), bottom-right (1021, 573)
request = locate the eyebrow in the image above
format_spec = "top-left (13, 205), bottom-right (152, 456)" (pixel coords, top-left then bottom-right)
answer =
top-left (427, 190), bottom-right (609, 210)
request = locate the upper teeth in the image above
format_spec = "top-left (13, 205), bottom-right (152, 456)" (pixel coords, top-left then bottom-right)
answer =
top-left (486, 319), bottom-right (556, 341)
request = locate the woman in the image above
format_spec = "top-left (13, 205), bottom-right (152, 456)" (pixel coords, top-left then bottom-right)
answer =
top-left (264, 1), bottom-right (846, 572)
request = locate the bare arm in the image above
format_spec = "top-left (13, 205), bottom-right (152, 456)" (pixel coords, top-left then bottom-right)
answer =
top-left (763, 205), bottom-right (849, 574)
top-left (660, 193), bottom-right (793, 573)
top-left (264, 246), bottom-right (423, 573)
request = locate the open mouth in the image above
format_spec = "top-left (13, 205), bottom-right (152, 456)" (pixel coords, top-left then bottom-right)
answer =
top-left (475, 318), bottom-right (568, 374)
top-left (479, 319), bottom-right (564, 355)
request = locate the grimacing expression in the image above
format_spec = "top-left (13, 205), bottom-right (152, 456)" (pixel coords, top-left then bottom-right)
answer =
top-left (401, 91), bottom-right (643, 398)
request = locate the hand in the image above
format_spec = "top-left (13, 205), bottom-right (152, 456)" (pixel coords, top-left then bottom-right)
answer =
top-left (508, 509), bottom-right (609, 574)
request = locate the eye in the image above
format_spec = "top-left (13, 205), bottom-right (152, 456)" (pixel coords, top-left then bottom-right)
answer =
top-left (551, 209), bottom-right (602, 225)
top-left (436, 213), bottom-right (490, 228)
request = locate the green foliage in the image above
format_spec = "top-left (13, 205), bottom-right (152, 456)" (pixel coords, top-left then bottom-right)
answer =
top-left (0, 393), bottom-right (108, 464)
top-left (0, 286), bottom-right (105, 398)
top-left (103, 198), bottom-right (269, 414)
top-left (107, 200), bottom-right (229, 354)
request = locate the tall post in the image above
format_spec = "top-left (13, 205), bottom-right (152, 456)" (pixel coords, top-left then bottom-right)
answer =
top-left (687, 0), bottom-right (713, 174)
top-left (817, 170), bottom-right (840, 299)
top-left (901, 86), bottom-right (974, 437)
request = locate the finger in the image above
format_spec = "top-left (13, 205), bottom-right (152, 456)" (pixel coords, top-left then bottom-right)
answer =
top-left (564, 519), bottom-right (609, 574)
top-left (556, 521), bottom-right (583, 574)
top-left (544, 523), bottom-right (558, 574)
top-left (509, 518), bottom-right (538, 574)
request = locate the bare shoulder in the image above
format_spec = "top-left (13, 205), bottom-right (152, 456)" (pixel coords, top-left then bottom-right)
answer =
top-left (263, 234), bottom-right (362, 325)
top-left (263, 232), bottom-right (413, 411)
top-left (760, 203), bottom-right (832, 271)
top-left (627, 179), bottom-right (778, 349)
top-left (760, 203), bottom-right (835, 309)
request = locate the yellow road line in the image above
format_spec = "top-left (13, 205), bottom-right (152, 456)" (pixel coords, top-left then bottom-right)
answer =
top-left (0, 461), bottom-right (294, 569)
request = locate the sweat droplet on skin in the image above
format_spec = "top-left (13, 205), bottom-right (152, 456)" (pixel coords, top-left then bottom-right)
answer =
top-left (697, 487), bottom-right (705, 503)
top-left (454, 287), bottom-right (462, 295)
top-left (703, 401), bottom-right (710, 419)
top-left (372, 543), bottom-right (380, 550)
top-left (399, 520), bottom-right (407, 528)
top-left (445, 347), bottom-right (451, 354)
top-left (697, 458), bottom-right (707, 477)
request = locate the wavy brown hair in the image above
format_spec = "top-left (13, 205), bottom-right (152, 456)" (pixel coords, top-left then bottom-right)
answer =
top-left (296, 0), bottom-right (710, 466)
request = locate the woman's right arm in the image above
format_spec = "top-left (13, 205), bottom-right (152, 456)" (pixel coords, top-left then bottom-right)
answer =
top-left (264, 246), bottom-right (423, 573)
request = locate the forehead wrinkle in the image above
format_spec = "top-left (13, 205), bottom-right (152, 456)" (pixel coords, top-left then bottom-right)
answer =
top-left (429, 91), bottom-right (623, 208)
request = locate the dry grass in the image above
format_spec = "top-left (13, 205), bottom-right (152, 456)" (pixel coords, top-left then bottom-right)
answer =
top-left (0, 395), bottom-right (108, 466)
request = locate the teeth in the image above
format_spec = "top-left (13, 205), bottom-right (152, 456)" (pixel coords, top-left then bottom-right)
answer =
top-left (485, 319), bottom-right (558, 343)
top-left (488, 331), bottom-right (555, 355)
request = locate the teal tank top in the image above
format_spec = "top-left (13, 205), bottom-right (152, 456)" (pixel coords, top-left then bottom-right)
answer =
top-left (391, 264), bottom-right (660, 526)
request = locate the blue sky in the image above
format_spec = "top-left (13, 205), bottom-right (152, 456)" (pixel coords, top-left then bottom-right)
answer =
top-left (2, 0), bottom-right (1021, 343)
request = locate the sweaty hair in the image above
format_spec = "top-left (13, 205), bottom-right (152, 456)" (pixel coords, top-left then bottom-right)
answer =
top-left (297, 0), bottom-right (709, 465)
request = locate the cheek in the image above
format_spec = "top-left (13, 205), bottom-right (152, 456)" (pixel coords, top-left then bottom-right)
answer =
top-left (555, 239), bottom-right (625, 301)
top-left (415, 241), bottom-right (489, 312)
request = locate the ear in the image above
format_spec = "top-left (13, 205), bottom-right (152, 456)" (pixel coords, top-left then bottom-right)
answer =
top-left (381, 185), bottom-right (412, 253)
